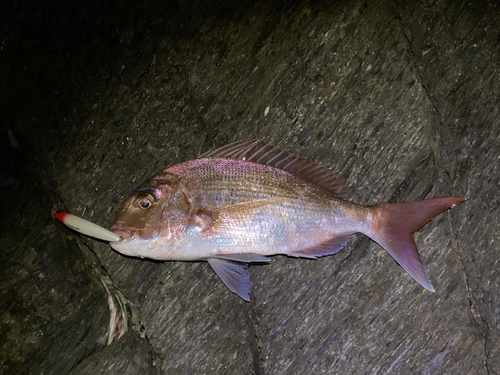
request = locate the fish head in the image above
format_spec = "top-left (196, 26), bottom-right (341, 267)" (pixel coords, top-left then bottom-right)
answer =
top-left (109, 172), bottom-right (190, 259)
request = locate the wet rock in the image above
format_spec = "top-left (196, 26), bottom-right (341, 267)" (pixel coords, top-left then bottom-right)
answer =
top-left (1, 0), bottom-right (498, 374)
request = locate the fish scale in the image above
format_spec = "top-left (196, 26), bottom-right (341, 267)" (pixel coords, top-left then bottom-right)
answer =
top-left (170, 158), bottom-right (326, 204)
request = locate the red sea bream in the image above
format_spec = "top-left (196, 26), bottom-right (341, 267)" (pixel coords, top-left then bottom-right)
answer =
top-left (109, 140), bottom-right (465, 301)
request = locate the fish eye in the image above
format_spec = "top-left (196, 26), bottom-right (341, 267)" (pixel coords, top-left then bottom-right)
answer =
top-left (137, 195), bottom-right (154, 209)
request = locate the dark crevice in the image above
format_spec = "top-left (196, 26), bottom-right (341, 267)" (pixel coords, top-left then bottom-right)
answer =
top-left (393, 1), bottom-right (449, 192)
top-left (388, 153), bottom-right (435, 203)
top-left (447, 214), bottom-right (491, 375)
top-left (37, 153), bottom-right (162, 370)
top-left (72, 237), bottom-right (164, 369)
top-left (248, 293), bottom-right (265, 375)
top-left (72, 236), bottom-right (163, 372)
top-left (142, 333), bottom-right (164, 372)
top-left (330, 235), bottom-right (371, 283)
top-left (393, 4), bottom-right (442, 120)
top-left (66, 342), bottom-right (109, 374)
top-left (394, 5), bottom-right (492, 373)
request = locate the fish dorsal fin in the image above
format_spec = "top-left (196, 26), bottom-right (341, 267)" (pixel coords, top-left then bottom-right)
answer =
top-left (204, 140), bottom-right (346, 198)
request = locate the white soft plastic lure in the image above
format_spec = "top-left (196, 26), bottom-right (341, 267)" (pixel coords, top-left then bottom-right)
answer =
top-left (53, 211), bottom-right (120, 242)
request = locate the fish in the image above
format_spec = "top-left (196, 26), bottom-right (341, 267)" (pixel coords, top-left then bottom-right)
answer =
top-left (109, 140), bottom-right (465, 301)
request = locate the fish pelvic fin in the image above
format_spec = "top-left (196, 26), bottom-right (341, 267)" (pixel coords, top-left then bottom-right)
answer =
top-left (367, 196), bottom-right (465, 292)
top-left (207, 258), bottom-right (251, 301)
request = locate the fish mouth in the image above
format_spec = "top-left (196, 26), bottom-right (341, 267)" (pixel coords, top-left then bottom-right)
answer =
top-left (109, 222), bottom-right (138, 242)
top-left (108, 223), bottom-right (146, 257)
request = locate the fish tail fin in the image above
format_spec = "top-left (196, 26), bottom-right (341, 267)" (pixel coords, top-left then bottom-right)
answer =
top-left (367, 196), bottom-right (465, 291)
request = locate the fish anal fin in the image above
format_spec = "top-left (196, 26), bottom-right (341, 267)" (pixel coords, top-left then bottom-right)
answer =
top-left (216, 253), bottom-right (271, 263)
top-left (288, 235), bottom-right (351, 259)
top-left (204, 140), bottom-right (347, 198)
top-left (207, 258), bottom-right (251, 301)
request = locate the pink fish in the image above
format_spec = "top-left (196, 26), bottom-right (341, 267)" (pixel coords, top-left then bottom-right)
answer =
top-left (109, 140), bottom-right (465, 301)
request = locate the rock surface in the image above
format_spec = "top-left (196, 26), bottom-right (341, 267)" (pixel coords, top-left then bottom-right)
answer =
top-left (1, 0), bottom-right (499, 374)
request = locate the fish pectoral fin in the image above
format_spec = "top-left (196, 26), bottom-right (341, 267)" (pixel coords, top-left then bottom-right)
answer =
top-left (288, 235), bottom-right (352, 259)
top-left (207, 258), bottom-right (252, 301)
top-left (188, 211), bottom-right (213, 233)
top-left (215, 253), bottom-right (271, 263)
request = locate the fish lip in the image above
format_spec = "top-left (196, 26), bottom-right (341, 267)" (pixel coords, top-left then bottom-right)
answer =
top-left (110, 230), bottom-right (128, 241)
top-left (109, 222), bottom-right (137, 241)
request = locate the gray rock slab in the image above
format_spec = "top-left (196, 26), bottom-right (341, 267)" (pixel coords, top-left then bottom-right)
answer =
top-left (0, 165), bottom-right (111, 374)
top-left (1, 0), bottom-right (498, 374)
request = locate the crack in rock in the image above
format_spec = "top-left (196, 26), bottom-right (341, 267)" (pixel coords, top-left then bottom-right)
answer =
top-left (249, 289), bottom-right (265, 375)
top-left (447, 214), bottom-right (491, 375)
